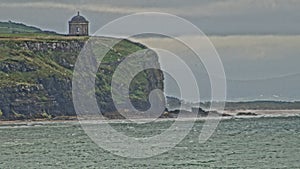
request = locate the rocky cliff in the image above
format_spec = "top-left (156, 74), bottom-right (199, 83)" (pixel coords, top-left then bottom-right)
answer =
top-left (0, 37), bottom-right (164, 120)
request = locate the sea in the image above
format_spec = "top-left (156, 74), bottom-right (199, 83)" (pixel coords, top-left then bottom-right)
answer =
top-left (0, 116), bottom-right (299, 169)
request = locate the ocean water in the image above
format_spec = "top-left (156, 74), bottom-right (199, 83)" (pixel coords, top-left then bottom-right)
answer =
top-left (0, 116), bottom-right (299, 169)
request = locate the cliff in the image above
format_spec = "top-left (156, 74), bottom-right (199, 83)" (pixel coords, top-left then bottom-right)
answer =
top-left (0, 36), bottom-right (164, 120)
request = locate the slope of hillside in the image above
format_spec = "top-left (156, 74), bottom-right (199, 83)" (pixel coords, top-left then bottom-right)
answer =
top-left (0, 21), bottom-right (57, 35)
top-left (0, 36), bottom-right (164, 120)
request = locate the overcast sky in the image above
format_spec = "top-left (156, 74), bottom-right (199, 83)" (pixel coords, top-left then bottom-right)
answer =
top-left (1, 0), bottom-right (300, 101)
top-left (0, 0), bottom-right (300, 35)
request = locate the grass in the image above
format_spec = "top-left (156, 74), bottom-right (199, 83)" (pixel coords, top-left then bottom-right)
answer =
top-left (0, 35), bottom-right (155, 92)
top-left (0, 39), bottom-right (72, 87)
top-left (0, 21), bottom-right (42, 34)
top-left (0, 34), bottom-right (89, 41)
top-left (0, 34), bottom-right (163, 119)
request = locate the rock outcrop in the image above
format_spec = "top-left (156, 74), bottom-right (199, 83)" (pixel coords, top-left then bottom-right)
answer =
top-left (0, 37), bottom-right (164, 120)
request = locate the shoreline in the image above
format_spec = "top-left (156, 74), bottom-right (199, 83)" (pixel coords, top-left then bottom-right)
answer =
top-left (1, 110), bottom-right (300, 126)
top-left (0, 117), bottom-right (79, 126)
top-left (222, 109), bottom-right (300, 116)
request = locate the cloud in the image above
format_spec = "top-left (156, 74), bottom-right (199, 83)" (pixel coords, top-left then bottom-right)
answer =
top-left (132, 35), bottom-right (300, 80)
top-left (134, 35), bottom-right (300, 58)
top-left (0, 2), bottom-right (138, 14)
top-left (0, 2), bottom-right (198, 16)
top-left (0, 1), bottom-right (240, 17)
top-left (2, 0), bottom-right (300, 18)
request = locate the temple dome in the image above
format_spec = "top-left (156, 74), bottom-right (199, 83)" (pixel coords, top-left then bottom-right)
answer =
top-left (70, 12), bottom-right (89, 23)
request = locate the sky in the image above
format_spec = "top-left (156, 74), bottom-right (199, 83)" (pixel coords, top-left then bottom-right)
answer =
top-left (1, 0), bottom-right (300, 35)
top-left (1, 0), bottom-right (300, 101)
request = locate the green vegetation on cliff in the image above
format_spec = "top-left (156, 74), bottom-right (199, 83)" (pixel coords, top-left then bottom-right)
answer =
top-left (0, 35), bottom-right (164, 120)
top-left (0, 21), bottom-right (57, 35)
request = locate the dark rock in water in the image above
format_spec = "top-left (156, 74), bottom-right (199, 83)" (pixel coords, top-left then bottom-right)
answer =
top-left (192, 107), bottom-right (208, 117)
top-left (162, 108), bottom-right (195, 118)
top-left (165, 108), bottom-right (230, 118)
top-left (221, 113), bottom-right (232, 117)
top-left (193, 108), bottom-right (232, 117)
top-left (236, 112), bottom-right (258, 116)
top-left (163, 107), bottom-right (220, 118)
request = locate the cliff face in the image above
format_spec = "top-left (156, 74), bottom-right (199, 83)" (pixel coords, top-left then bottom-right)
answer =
top-left (0, 37), bottom-right (164, 120)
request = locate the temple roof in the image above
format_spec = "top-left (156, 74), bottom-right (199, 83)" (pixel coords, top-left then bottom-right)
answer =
top-left (70, 12), bottom-right (89, 23)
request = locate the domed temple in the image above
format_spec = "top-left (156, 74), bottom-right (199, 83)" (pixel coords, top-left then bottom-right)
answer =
top-left (69, 12), bottom-right (89, 36)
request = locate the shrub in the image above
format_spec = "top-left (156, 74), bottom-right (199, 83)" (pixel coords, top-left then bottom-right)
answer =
top-left (41, 112), bottom-right (52, 119)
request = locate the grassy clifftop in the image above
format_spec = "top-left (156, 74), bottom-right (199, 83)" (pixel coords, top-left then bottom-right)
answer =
top-left (0, 21), bottom-right (57, 35)
top-left (0, 35), bottom-right (164, 120)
